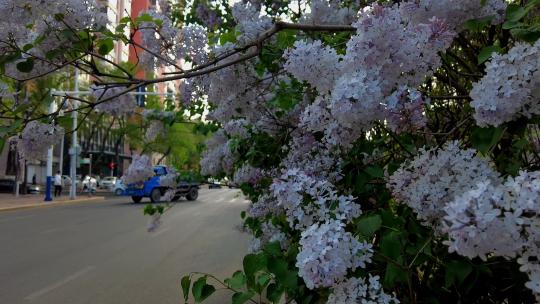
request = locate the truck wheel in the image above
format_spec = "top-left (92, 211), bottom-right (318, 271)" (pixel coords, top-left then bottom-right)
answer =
top-left (115, 189), bottom-right (123, 196)
top-left (186, 188), bottom-right (198, 201)
top-left (150, 188), bottom-right (161, 204)
top-left (132, 196), bottom-right (142, 203)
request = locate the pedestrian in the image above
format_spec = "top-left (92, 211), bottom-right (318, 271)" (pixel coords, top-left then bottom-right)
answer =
top-left (54, 171), bottom-right (62, 197)
top-left (32, 174), bottom-right (36, 185)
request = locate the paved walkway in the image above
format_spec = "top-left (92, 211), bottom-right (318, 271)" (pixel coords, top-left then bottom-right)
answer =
top-left (0, 193), bottom-right (105, 212)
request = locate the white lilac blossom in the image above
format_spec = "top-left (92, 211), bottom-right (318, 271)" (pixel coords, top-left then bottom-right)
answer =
top-left (247, 192), bottom-right (283, 219)
top-left (177, 24), bottom-right (209, 65)
top-left (200, 130), bottom-right (236, 176)
top-left (271, 169), bottom-right (361, 230)
top-left (470, 40), bottom-right (540, 127)
top-left (387, 141), bottom-right (500, 232)
top-left (400, 0), bottom-right (507, 30)
top-left (443, 171), bottom-right (540, 294)
top-left (443, 180), bottom-right (522, 260)
top-left (301, 0), bottom-right (357, 25)
top-left (296, 220), bottom-right (373, 289)
top-left (384, 86), bottom-right (429, 134)
top-left (91, 86), bottom-right (137, 116)
top-left (309, 3), bottom-right (456, 147)
top-left (284, 40), bottom-right (343, 94)
top-left (281, 132), bottom-right (342, 182)
top-left (147, 213), bottom-right (162, 232)
top-left (15, 121), bottom-right (64, 161)
top-left (145, 121), bottom-right (165, 142)
top-left (122, 154), bottom-right (154, 185)
top-left (159, 167), bottom-right (178, 188)
top-left (196, 4), bottom-right (222, 29)
top-left (233, 164), bottom-right (264, 185)
top-left (248, 222), bottom-right (289, 253)
top-left (231, 2), bottom-right (272, 46)
top-left (327, 275), bottom-right (399, 304)
top-left (138, 9), bottom-right (178, 70)
top-left (0, 0), bottom-right (107, 80)
top-left (160, 189), bottom-right (177, 202)
top-left (223, 119), bottom-right (250, 139)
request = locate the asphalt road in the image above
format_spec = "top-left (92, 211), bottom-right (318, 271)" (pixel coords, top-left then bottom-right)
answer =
top-left (0, 188), bottom-right (250, 304)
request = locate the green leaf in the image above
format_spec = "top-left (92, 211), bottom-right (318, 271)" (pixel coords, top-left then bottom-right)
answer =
top-left (192, 276), bottom-right (215, 303)
top-left (471, 126), bottom-right (504, 154)
top-left (356, 214), bottom-right (382, 238)
top-left (16, 58), bottom-right (34, 73)
top-left (478, 45), bottom-right (503, 64)
top-left (464, 16), bottom-right (493, 32)
top-left (506, 4), bottom-right (528, 22)
top-left (232, 291), bottom-right (255, 304)
top-left (365, 165), bottom-right (384, 178)
top-left (181, 275), bottom-right (191, 302)
top-left (445, 260), bottom-right (473, 287)
top-left (0, 138), bottom-right (5, 154)
top-left (380, 231), bottom-right (402, 259)
top-left (384, 263), bottom-right (408, 287)
top-left (243, 253), bottom-right (267, 282)
top-left (224, 271), bottom-right (246, 290)
top-left (266, 283), bottom-right (284, 303)
top-left (257, 273), bottom-right (272, 288)
top-left (98, 37), bottom-right (115, 56)
top-left (267, 258), bottom-right (297, 290)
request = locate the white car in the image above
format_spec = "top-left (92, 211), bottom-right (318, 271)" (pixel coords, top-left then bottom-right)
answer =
top-left (112, 180), bottom-right (126, 196)
top-left (100, 176), bottom-right (117, 189)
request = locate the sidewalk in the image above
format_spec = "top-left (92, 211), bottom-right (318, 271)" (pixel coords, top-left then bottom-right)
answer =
top-left (0, 193), bottom-right (105, 212)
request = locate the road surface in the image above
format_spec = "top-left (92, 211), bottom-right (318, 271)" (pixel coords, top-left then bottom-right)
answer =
top-left (0, 188), bottom-right (250, 304)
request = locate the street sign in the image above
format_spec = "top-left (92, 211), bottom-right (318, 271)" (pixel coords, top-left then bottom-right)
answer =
top-left (80, 158), bottom-right (91, 165)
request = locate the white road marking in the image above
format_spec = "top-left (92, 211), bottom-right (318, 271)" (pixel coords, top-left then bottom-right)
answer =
top-left (0, 215), bottom-right (34, 223)
top-left (24, 266), bottom-right (95, 301)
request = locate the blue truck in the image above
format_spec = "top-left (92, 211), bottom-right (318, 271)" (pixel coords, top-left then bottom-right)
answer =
top-left (121, 165), bottom-right (200, 203)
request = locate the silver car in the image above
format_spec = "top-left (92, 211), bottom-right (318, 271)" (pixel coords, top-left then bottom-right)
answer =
top-left (100, 176), bottom-right (117, 189)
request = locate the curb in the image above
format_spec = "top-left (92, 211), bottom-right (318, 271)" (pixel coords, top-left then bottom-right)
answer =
top-left (0, 196), bottom-right (106, 212)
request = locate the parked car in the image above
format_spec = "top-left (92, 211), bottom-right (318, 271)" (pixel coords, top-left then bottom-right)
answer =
top-left (101, 176), bottom-right (117, 189)
top-left (119, 165), bottom-right (200, 203)
top-left (0, 179), bottom-right (15, 193)
top-left (209, 182), bottom-right (222, 189)
top-left (27, 184), bottom-right (41, 194)
top-left (112, 179), bottom-right (126, 196)
top-left (0, 179), bottom-right (40, 194)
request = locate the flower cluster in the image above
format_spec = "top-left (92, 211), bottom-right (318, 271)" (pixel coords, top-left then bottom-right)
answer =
top-left (301, 0), bottom-right (357, 25)
top-left (200, 130), bottom-right (236, 176)
top-left (233, 164), bottom-right (264, 185)
top-left (138, 9), bottom-right (178, 71)
top-left (122, 154), bottom-right (154, 185)
top-left (91, 86), bottom-right (137, 116)
top-left (231, 2), bottom-right (272, 46)
top-left (443, 171), bottom-right (540, 293)
top-left (159, 167), bottom-right (178, 188)
top-left (327, 275), bottom-right (399, 304)
top-left (471, 40), bottom-right (540, 127)
top-left (384, 86), bottom-right (429, 134)
top-left (388, 141), bottom-right (501, 232)
top-left (0, 0), bottom-right (107, 80)
top-left (271, 169), bottom-right (361, 230)
top-left (248, 222), bottom-right (289, 253)
top-left (15, 121), bottom-right (64, 161)
top-left (145, 121), bottom-right (165, 142)
top-left (296, 220), bottom-right (373, 289)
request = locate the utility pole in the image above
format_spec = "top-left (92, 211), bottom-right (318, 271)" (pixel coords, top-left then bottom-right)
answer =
top-left (69, 69), bottom-right (79, 200)
top-left (44, 101), bottom-right (57, 202)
